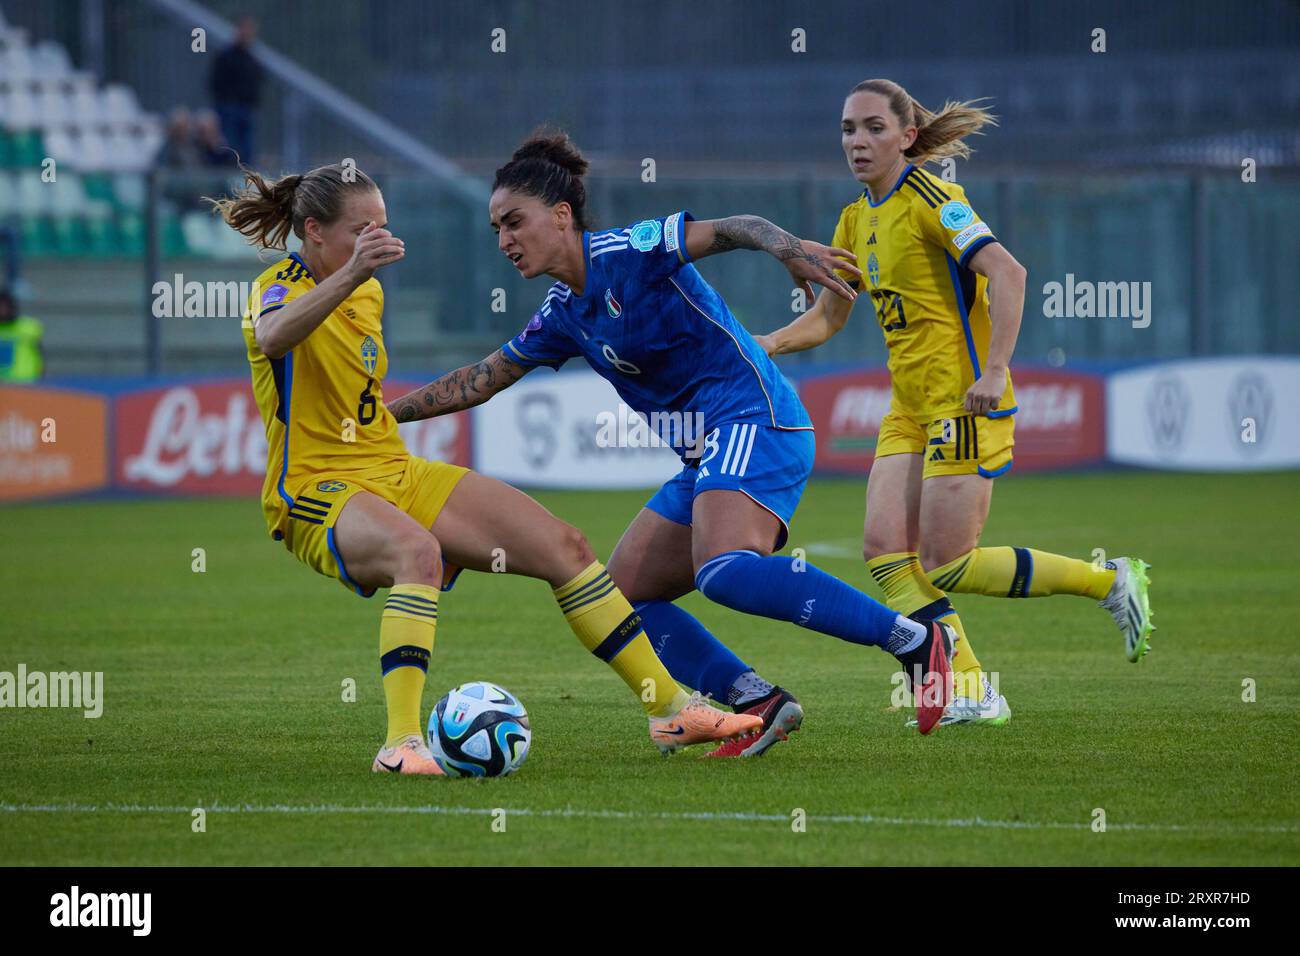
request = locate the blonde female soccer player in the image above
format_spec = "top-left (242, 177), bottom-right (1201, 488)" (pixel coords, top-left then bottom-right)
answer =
top-left (756, 79), bottom-right (1154, 727)
top-left (209, 163), bottom-right (759, 774)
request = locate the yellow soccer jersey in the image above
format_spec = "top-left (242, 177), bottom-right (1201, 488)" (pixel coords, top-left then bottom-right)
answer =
top-left (832, 163), bottom-right (1015, 421)
top-left (242, 252), bottom-right (410, 538)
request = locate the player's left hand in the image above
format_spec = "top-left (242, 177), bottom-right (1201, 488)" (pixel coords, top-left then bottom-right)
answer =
top-left (783, 240), bottom-right (860, 303)
top-left (964, 371), bottom-right (1004, 415)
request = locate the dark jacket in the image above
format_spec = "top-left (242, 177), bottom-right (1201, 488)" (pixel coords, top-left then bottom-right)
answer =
top-left (210, 44), bottom-right (262, 107)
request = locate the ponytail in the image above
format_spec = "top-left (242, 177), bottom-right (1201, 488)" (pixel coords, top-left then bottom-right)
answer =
top-left (205, 162), bottom-right (377, 250)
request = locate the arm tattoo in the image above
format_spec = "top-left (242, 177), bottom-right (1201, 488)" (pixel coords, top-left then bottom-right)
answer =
top-left (708, 215), bottom-right (805, 261)
top-left (387, 349), bottom-right (529, 423)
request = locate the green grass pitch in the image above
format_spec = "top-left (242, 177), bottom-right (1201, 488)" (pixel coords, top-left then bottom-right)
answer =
top-left (2, 471), bottom-right (1297, 866)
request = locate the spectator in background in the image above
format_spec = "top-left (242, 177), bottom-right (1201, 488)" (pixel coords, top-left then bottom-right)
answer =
top-left (195, 109), bottom-right (239, 167)
top-left (0, 290), bottom-right (44, 382)
top-left (209, 15), bottom-right (262, 165)
top-left (157, 106), bottom-right (203, 168)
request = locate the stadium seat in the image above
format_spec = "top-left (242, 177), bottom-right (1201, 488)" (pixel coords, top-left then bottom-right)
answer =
top-left (83, 213), bottom-right (118, 257)
top-left (15, 169), bottom-right (49, 216)
top-left (30, 40), bottom-right (72, 77)
top-left (101, 84), bottom-right (142, 123)
top-left (112, 173), bottom-right (146, 210)
top-left (181, 210), bottom-right (217, 256)
top-left (116, 209), bottom-right (145, 255)
top-left (82, 172), bottom-right (116, 206)
top-left (0, 80), bottom-right (38, 129)
top-left (20, 214), bottom-right (56, 256)
top-left (67, 77), bottom-right (99, 125)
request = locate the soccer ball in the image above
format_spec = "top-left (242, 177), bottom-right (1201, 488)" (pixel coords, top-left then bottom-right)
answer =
top-left (427, 681), bottom-right (531, 777)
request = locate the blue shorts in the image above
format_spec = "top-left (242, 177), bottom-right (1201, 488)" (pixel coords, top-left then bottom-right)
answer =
top-left (645, 424), bottom-right (814, 551)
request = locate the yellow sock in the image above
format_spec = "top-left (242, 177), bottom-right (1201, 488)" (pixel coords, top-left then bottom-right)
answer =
top-left (867, 551), bottom-right (982, 694)
top-left (555, 561), bottom-right (688, 718)
top-left (929, 547), bottom-right (1115, 601)
top-left (380, 583), bottom-right (439, 747)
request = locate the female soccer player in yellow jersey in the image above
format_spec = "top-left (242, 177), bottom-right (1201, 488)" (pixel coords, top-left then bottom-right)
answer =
top-left (756, 79), bottom-right (1154, 727)
top-left (208, 163), bottom-right (760, 774)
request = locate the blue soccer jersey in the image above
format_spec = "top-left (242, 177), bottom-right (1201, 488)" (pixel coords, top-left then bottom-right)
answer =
top-left (502, 211), bottom-right (812, 463)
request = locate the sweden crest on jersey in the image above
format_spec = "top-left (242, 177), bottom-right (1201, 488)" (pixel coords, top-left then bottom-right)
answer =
top-left (361, 335), bottom-right (378, 373)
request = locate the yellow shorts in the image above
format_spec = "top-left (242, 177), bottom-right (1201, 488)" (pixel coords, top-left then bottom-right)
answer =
top-left (876, 407), bottom-right (1015, 479)
top-left (278, 456), bottom-right (469, 597)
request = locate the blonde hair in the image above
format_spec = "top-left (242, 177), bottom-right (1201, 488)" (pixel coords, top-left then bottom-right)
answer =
top-left (204, 162), bottom-right (377, 250)
top-left (850, 78), bottom-right (997, 163)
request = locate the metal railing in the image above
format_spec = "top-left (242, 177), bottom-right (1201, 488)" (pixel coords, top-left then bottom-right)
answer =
top-left (21, 166), bottom-right (1300, 378)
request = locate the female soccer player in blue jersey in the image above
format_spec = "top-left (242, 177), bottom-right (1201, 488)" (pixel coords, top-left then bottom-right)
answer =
top-left (211, 162), bottom-right (763, 775)
top-left (390, 130), bottom-right (958, 737)
top-left (755, 79), bottom-right (1155, 728)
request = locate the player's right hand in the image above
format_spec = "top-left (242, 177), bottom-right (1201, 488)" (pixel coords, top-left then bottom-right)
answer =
top-left (348, 221), bottom-right (405, 281)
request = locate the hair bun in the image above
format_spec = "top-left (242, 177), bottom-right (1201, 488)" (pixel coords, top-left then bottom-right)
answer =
top-left (512, 129), bottom-right (589, 176)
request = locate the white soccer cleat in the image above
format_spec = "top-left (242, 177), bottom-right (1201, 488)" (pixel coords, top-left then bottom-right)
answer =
top-left (1100, 557), bottom-right (1154, 663)
top-left (907, 672), bottom-right (1010, 728)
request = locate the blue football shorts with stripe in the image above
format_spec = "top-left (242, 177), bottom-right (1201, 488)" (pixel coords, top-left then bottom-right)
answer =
top-left (645, 423), bottom-right (815, 550)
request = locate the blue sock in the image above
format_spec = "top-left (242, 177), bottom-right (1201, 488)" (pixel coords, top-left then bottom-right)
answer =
top-left (695, 549), bottom-right (920, 653)
top-left (633, 599), bottom-right (750, 701)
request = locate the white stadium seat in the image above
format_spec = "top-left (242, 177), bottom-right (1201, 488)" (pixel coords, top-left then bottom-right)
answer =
top-left (100, 83), bottom-right (141, 123)
top-left (15, 169), bottom-right (51, 216)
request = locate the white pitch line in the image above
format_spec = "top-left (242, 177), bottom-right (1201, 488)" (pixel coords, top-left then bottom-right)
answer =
top-left (1, 803), bottom-right (1296, 835)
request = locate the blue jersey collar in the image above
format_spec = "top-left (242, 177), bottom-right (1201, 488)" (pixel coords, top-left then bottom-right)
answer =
top-left (289, 250), bottom-right (315, 279)
top-left (864, 163), bottom-right (915, 207)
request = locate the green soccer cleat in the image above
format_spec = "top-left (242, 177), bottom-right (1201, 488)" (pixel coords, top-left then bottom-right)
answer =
top-left (1100, 557), bottom-right (1155, 662)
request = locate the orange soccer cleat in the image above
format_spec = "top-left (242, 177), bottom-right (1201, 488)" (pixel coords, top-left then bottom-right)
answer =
top-left (648, 692), bottom-right (763, 755)
top-left (372, 734), bottom-right (447, 776)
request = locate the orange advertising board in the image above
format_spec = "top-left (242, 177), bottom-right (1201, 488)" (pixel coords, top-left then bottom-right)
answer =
top-left (0, 386), bottom-right (109, 501)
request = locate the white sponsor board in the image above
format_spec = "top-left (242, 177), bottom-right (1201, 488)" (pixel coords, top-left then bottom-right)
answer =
top-left (1107, 357), bottom-right (1300, 470)
top-left (473, 370), bottom-right (683, 488)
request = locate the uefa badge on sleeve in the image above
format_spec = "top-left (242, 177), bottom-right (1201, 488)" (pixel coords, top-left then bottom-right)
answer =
top-left (939, 201), bottom-right (975, 231)
top-left (629, 219), bottom-right (663, 252)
